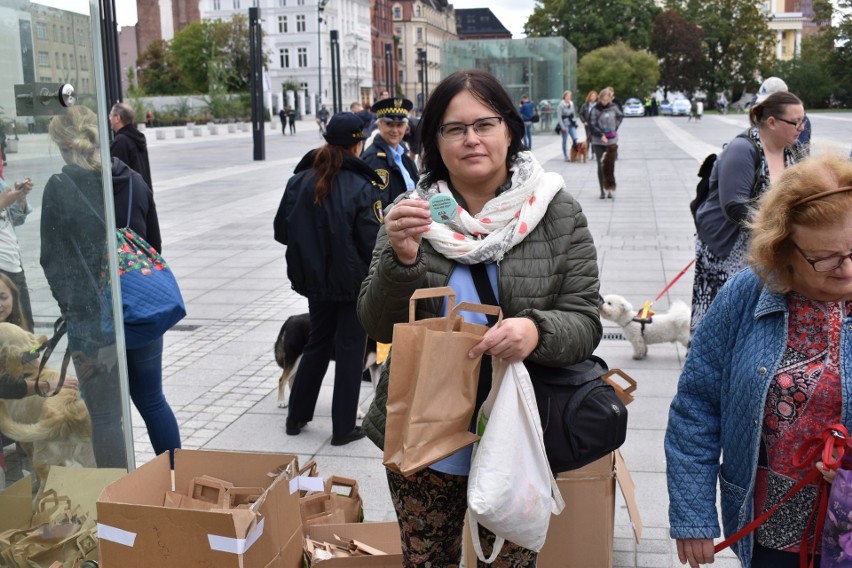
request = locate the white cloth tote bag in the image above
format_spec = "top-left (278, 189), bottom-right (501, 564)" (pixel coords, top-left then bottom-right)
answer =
top-left (467, 360), bottom-right (565, 563)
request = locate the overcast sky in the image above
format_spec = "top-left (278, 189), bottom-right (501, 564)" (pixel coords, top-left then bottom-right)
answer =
top-left (113, 0), bottom-right (533, 37)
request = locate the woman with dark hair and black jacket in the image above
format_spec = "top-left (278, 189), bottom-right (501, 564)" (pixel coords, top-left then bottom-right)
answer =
top-left (274, 112), bottom-right (384, 446)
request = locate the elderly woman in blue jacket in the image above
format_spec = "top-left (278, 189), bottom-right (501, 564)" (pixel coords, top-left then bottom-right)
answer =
top-left (666, 154), bottom-right (852, 568)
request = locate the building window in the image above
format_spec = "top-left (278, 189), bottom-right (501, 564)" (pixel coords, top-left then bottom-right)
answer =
top-left (55, 52), bottom-right (60, 67)
top-left (233, 0), bottom-right (240, 8)
top-left (252, 0), bottom-right (259, 6)
top-left (213, 0), bottom-right (221, 8)
top-left (278, 15), bottom-right (288, 33)
top-left (296, 14), bottom-right (306, 31)
top-left (399, 69), bottom-right (404, 83)
top-left (393, 5), bottom-right (401, 19)
top-left (62, 53), bottom-right (67, 68)
top-left (70, 55), bottom-right (75, 69)
top-left (416, 27), bottom-right (423, 42)
top-left (298, 47), bottom-right (307, 67)
top-left (38, 51), bottom-right (49, 66)
top-left (52, 24), bottom-right (57, 40)
top-left (280, 48), bottom-right (289, 67)
top-left (414, 4), bottom-right (420, 16)
top-left (395, 27), bottom-right (402, 37)
top-left (397, 46), bottom-right (402, 60)
top-left (279, 0), bottom-right (286, 5)
top-left (297, 0), bottom-right (304, 5)
top-left (36, 23), bottom-right (46, 39)
top-left (79, 55), bottom-right (87, 70)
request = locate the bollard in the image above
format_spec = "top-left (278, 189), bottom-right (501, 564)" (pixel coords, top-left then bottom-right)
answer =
top-left (175, 129), bottom-right (185, 138)
top-left (193, 127), bottom-right (203, 136)
top-left (156, 130), bottom-right (167, 140)
top-left (227, 124), bottom-right (237, 133)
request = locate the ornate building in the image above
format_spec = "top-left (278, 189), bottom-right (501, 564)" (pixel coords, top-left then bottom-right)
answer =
top-left (391, 0), bottom-right (457, 109)
top-left (765, 0), bottom-right (818, 60)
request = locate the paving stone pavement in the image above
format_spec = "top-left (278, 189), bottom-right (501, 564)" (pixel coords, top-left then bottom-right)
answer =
top-left (100, 114), bottom-right (852, 566)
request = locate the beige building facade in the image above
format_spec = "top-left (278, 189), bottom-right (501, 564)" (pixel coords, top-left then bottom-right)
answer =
top-left (392, 0), bottom-right (457, 108)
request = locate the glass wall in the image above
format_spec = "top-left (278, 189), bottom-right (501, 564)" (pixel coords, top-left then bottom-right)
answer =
top-left (0, 0), bottom-right (132, 507)
top-left (441, 37), bottom-right (578, 109)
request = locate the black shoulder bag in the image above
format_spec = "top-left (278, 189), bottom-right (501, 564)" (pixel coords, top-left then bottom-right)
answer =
top-left (469, 264), bottom-right (628, 473)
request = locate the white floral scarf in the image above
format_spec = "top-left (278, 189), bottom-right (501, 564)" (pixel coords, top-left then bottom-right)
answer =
top-left (415, 151), bottom-right (564, 264)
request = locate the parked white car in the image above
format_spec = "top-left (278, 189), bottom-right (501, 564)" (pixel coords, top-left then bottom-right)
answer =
top-left (671, 99), bottom-right (692, 116)
top-left (623, 98), bottom-right (645, 117)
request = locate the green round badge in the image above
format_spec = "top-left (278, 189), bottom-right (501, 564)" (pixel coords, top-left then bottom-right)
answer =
top-left (429, 193), bottom-right (458, 224)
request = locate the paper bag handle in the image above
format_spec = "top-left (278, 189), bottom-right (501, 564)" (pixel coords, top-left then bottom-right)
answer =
top-left (409, 286), bottom-right (456, 323)
top-left (453, 302), bottom-right (503, 325)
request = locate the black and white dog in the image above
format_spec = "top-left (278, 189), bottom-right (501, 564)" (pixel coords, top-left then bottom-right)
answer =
top-left (274, 313), bottom-right (381, 414)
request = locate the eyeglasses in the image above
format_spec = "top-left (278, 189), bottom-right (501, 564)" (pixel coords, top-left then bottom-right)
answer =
top-left (438, 116), bottom-right (503, 141)
top-left (793, 243), bottom-right (852, 272)
top-left (774, 116), bottom-right (806, 129)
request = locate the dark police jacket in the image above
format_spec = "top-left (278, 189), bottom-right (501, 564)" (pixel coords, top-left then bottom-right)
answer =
top-left (273, 150), bottom-right (384, 302)
top-left (360, 136), bottom-right (418, 208)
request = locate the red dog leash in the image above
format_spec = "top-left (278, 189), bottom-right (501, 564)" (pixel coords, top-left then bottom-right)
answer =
top-left (713, 425), bottom-right (849, 568)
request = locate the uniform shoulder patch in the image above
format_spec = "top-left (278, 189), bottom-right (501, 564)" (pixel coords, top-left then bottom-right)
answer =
top-left (376, 152), bottom-right (387, 158)
top-left (375, 168), bottom-right (390, 190)
top-left (373, 200), bottom-right (384, 224)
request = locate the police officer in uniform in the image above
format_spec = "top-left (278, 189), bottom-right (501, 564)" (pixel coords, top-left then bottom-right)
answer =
top-left (361, 97), bottom-right (419, 208)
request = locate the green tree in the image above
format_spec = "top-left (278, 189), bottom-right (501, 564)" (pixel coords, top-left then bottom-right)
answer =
top-left (772, 58), bottom-right (834, 108)
top-left (650, 11), bottom-right (705, 99)
top-left (665, 0), bottom-right (775, 100)
top-left (208, 14), bottom-right (257, 93)
top-left (524, 0), bottom-right (661, 55)
top-left (170, 21), bottom-right (213, 93)
top-left (825, 0), bottom-right (852, 105)
top-left (136, 40), bottom-right (186, 95)
top-left (577, 42), bottom-right (660, 100)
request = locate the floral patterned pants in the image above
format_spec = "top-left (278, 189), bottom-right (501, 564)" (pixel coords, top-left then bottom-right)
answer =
top-left (386, 467), bottom-right (538, 567)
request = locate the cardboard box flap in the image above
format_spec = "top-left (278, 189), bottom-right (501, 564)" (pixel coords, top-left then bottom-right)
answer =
top-left (0, 475), bottom-right (33, 532)
top-left (99, 452), bottom-right (172, 506)
top-left (174, 449), bottom-right (298, 493)
top-left (614, 450), bottom-right (642, 542)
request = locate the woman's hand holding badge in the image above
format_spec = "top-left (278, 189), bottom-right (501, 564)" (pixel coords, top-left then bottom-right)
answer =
top-left (385, 198), bottom-right (432, 265)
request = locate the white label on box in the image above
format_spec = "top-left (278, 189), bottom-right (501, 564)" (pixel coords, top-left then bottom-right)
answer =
top-left (289, 475), bottom-right (325, 494)
top-left (207, 518), bottom-right (265, 554)
top-left (97, 523), bottom-right (138, 547)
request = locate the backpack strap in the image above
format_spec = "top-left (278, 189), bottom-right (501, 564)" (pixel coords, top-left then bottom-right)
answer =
top-left (469, 264), bottom-right (499, 327)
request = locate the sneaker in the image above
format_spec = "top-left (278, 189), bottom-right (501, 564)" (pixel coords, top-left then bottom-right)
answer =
top-left (285, 417), bottom-right (307, 436)
top-left (606, 190), bottom-right (614, 199)
top-left (331, 426), bottom-right (367, 446)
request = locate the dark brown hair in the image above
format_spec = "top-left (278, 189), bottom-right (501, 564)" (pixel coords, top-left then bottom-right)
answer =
top-left (310, 143), bottom-right (361, 204)
top-left (418, 69), bottom-right (525, 189)
top-left (749, 91), bottom-right (802, 127)
top-left (0, 273), bottom-right (29, 331)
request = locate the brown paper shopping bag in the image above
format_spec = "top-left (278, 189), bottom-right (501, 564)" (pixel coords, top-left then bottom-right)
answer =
top-left (383, 287), bottom-right (502, 476)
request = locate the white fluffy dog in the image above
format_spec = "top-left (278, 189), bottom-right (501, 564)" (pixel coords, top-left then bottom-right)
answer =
top-left (599, 294), bottom-right (691, 359)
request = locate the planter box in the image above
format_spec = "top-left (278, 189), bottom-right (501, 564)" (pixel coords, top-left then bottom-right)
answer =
top-left (175, 129), bottom-right (185, 138)
top-left (156, 130), bottom-right (167, 140)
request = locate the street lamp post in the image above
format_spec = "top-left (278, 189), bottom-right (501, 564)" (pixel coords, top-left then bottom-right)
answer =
top-left (317, 0), bottom-right (329, 111)
top-left (383, 43), bottom-right (392, 96)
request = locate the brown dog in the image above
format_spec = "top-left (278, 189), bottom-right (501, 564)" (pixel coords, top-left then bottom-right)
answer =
top-left (0, 323), bottom-right (95, 492)
top-left (570, 141), bottom-right (588, 163)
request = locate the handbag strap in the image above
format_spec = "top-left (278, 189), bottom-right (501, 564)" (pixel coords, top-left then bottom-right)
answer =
top-left (21, 317), bottom-right (71, 397)
top-left (469, 264), bottom-right (499, 327)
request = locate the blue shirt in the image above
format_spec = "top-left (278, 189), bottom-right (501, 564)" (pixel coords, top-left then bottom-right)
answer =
top-left (389, 143), bottom-right (415, 190)
top-left (429, 262), bottom-right (498, 476)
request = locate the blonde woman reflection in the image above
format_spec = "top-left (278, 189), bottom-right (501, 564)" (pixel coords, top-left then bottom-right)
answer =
top-left (41, 107), bottom-right (180, 468)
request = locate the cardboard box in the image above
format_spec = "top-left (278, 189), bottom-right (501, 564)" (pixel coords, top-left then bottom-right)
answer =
top-left (536, 450), bottom-right (642, 568)
top-left (304, 522), bottom-right (403, 567)
top-left (96, 449), bottom-right (303, 568)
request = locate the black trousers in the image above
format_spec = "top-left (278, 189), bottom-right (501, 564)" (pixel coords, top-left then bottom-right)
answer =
top-left (752, 543), bottom-right (819, 567)
top-left (287, 299), bottom-right (365, 436)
